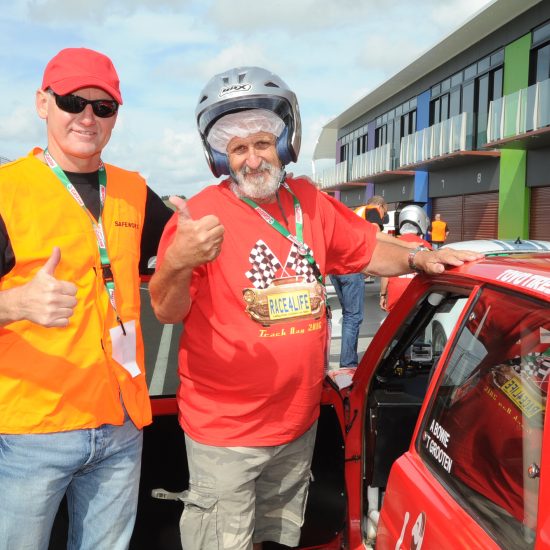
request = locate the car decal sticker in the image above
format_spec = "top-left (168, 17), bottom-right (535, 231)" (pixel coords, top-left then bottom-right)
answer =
top-left (496, 268), bottom-right (550, 296)
top-left (242, 239), bottom-right (326, 327)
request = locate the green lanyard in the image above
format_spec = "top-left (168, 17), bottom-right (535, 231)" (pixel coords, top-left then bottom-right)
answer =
top-left (44, 149), bottom-right (125, 332)
top-left (240, 182), bottom-right (322, 283)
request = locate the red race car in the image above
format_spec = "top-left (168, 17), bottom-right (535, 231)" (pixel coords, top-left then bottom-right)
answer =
top-left (48, 239), bottom-right (550, 550)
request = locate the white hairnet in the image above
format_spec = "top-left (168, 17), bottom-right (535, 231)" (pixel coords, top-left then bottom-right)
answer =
top-left (206, 109), bottom-right (285, 153)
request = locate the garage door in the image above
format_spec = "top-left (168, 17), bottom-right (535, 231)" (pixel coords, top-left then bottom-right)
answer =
top-left (431, 192), bottom-right (498, 244)
top-left (530, 186), bottom-right (550, 240)
top-left (462, 193), bottom-right (499, 241)
top-left (431, 196), bottom-right (463, 245)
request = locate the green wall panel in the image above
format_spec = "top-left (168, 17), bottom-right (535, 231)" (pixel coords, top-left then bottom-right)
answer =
top-left (499, 33), bottom-right (531, 239)
top-left (498, 149), bottom-right (530, 239)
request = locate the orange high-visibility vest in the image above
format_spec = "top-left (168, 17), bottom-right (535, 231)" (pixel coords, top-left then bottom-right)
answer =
top-left (431, 220), bottom-right (448, 242)
top-left (0, 149), bottom-right (151, 433)
top-left (354, 204), bottom-right (378, 220)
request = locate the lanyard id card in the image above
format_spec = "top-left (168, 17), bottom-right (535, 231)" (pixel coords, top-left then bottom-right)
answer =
top-left (110, 320), bottom-right (141, 378)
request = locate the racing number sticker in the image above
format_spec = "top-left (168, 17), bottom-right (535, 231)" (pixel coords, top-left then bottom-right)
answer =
top-left (396, 511), bottom-right (426, 550)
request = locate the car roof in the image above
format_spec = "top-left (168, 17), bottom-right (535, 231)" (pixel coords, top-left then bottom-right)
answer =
top-left (436, 240), bottom-right (550, 302)
top-left (442, 239), bottom-right (550, 254)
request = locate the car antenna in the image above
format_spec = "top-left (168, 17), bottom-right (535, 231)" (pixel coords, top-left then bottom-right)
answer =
top-left (514, 236), bottom-right (523, 245)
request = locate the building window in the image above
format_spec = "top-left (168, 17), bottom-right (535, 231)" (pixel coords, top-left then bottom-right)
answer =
top-left (449, 88), bottom-right (461, 118)
top-left (354, 134), bottom-right (367, 155)
top-left (430, 94), bottom-right (450, 125)
top-left (340, 143), bottom-right (349, 163)
top-left (375, 125), bottom-right (387, 147)
top-left (451, 71), bottom-right (463, 88)
top-left (477, 55), bottom-right (490, 73)
top-left (464, 63), bottom-right (477, 81)
top-left (531, 42), bottom-right (550, 84)
top-left (401, 110), bottom-right (417, 138)
top-left (476, 67), bottom-right (503, 146)
top-left (533, 19), bottom-right (550, 47)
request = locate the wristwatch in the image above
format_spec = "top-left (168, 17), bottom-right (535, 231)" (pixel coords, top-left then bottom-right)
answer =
top-left (408, 245), bottom-right (429, 272)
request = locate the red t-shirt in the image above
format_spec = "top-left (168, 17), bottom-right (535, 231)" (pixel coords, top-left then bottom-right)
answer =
top-left (156, 178), bottom-right (377, 446)
top-left (386, 233), bottom-right (431, 311)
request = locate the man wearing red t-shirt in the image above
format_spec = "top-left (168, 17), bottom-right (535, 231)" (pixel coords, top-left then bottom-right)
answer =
top-left (149, 66), bottom-right (482, 550)
top-left (380, 205), bottom-right (432, 312)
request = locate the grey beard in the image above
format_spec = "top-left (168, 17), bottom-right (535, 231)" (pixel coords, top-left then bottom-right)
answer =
top-left (230, 161), bottom-right (283, 202)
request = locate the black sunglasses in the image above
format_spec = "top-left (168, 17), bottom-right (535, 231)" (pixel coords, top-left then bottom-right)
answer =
top-left (48, 90), bottom-right (119, 118)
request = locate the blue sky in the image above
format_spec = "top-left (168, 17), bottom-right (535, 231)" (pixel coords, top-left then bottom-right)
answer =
top-left (0, 0), bottom-right (493, 198)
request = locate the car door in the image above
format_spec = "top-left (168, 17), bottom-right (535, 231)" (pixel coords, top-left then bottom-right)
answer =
top-left (377, 285), bottom-right (550, 549)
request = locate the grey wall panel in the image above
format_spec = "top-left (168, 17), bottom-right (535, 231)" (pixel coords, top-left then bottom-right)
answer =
top-left (340, 188), bottom-right (368, 208)
top-left (374, 178), bottom-right (414, 203)
top-left (429, 158), bottom-right (500, 198)
top-left (527, 147), bottom-right (550, 187)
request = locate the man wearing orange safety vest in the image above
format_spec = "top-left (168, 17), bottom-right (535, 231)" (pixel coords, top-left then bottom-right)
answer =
top-left (428, 213), bottom-right (450, 249)
top-left (354, 195), bottom-right (388, 230)
top-left (0, 48), bottom-right (171, 549)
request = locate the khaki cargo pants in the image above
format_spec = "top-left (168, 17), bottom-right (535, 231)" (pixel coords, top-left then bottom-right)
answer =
top-left (179, 422), bottom-right (317, 550)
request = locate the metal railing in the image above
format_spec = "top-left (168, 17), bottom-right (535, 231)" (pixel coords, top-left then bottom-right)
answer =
top-left (350, 143), bottom-right (391, 181)
top-left (487, 77), bottom-right (550, 143)
top-left (399, 111), bottom-right (473, 167)
top-left (316, 160), bottom-right (348, 189)
top-left (316, 141), bottom-right (394, 188)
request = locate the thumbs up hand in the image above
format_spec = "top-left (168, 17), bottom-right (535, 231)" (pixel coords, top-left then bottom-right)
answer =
top-left (20, 247), bottom-right (78, 327)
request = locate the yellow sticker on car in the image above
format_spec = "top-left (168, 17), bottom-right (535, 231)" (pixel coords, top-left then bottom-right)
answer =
top-left (268, 290), bottom-right (311, 320)
top-left (501, 375), bottom-right (545, 418)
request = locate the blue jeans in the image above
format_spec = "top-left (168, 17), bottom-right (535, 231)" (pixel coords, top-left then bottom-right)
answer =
top-left (330, 273), bottom-right (365, 368)
top-left (0, 415), bottom-right (143, 550)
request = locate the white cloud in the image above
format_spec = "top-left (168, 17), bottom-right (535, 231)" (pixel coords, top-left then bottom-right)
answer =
top-left (193, 44), bottom-right (272, 81)
top-left (430, 0), bottom-right (494, 26)
top-left (25, 0), bottom-right (193, 23)
top-left (207, 0), bottom-right (426, 32)
top-left (0, 0), bottom-right (496, 197)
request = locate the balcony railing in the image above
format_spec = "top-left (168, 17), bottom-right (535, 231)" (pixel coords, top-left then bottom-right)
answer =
top-left (399, 112), bottom-right (473, 167)
top-left (316, 142), bottom-right (393, 189)
top-left (316, 160), bottom-right (348, 189)
top-left (487, 77), bottom-right (550, 143)
top-left (350, 143), bottom-right (391, 181)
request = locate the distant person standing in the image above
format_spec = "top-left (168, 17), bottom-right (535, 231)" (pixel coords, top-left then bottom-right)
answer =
top-left (355, 195), bottom-right (388, 230)
top-left (429, 213), bottom-right (449, 249)
top-left (329, 195), bottom-right (389, 367)
top-left (329, 270), bottom-right (365, 369)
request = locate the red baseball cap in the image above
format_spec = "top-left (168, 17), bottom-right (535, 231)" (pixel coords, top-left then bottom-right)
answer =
top-left (41, 47), bottom-right (123, 104)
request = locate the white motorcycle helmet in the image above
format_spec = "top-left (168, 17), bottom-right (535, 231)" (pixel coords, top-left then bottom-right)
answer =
top-left (196, 66), bottom-right (301, 178)
top-left (398, 204), bottom-right (429, 236)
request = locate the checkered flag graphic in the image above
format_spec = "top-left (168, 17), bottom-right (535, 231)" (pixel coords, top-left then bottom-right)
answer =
top-left (285, 243), bottom-right (318, 283)
top-left (246, 240), bottom-right (283, 289)
top-left (522, 352), bottom-right (550, 379)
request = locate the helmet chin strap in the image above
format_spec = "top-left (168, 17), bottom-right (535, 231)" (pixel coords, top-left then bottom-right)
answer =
top-left (278, 167), bottom-right (287, 187)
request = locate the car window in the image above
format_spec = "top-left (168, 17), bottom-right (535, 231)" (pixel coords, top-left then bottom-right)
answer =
top-left (417, 287), bottom-right (549, 549)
